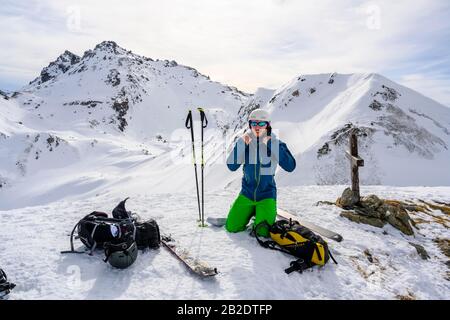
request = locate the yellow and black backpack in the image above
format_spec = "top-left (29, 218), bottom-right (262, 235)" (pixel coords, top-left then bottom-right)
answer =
top-left (255, 219), bottom-right (337, 274)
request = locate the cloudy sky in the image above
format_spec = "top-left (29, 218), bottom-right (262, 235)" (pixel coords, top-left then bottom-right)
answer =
top-left (1, 0), bottom-right (449, 106)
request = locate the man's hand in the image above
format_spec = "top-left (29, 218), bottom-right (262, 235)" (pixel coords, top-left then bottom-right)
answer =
top-left (242, 133), bottom-right (252, 145)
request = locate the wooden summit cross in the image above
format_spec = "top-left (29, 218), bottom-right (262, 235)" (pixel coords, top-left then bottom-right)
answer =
top-left (345, 129), bottom-right (364, 202)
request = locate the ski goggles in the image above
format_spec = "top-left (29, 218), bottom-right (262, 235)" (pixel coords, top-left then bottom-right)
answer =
top-left (249, 121), bottom-right (269, 127)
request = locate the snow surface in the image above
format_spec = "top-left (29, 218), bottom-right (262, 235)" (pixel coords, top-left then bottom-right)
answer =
top-left (0, 186), bottom-right (449, 300)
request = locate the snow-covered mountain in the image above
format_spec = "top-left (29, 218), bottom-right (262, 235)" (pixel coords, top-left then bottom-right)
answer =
top-left (1, 41), bottom-right (450, 210)
top-left (253, 73), bottom-right (450, 186)
top-left (20, 41), bottom-right (249, 137)
top-left (0, 41), bottom-right (250, 208)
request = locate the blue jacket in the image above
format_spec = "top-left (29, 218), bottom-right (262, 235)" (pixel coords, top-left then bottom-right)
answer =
top-left (227, 133), bottom-right (296, 201)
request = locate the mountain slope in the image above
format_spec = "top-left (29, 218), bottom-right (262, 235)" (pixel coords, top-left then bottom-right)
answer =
top-left (254, 73), bottom-right (450, 186)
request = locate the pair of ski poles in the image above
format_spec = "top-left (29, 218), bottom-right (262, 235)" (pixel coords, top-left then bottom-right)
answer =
top-left (185, 108), bottom-right (208, 227)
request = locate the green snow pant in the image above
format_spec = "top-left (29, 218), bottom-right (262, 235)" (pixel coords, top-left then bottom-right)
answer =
top-left (225, 194), bottom-right (277, 237)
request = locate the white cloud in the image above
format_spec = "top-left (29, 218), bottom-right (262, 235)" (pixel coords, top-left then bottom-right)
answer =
top-left (0, 0), bottom-right (449, 106)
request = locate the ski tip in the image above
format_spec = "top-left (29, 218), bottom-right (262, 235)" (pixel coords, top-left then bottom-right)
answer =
top-left (201, 268), bottom-right (218, 278)
top-left (333, 235), bottom-right (343, 242)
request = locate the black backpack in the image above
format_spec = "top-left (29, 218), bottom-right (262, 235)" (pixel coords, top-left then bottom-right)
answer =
top-left (0, 268), bottom-right (15, 298)
top-left (76, 212), bottom-right (136, 252)
top-left (135, 219), bottom-right (161, 250)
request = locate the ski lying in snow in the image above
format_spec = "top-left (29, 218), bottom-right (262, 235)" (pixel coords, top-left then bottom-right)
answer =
top-left (207, 211), bottom-right (343, 242)
top-left (161, 235), bottom-right (218, 278)
top-left (277, 208), bottom-right (343, 242)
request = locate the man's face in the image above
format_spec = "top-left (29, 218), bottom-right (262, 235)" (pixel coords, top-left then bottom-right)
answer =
top-left (250, 120), bottom-right (268, 137)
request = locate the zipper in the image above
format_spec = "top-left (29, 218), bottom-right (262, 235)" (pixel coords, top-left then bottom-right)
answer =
top-left (254, 139), bottom-right (261, 202)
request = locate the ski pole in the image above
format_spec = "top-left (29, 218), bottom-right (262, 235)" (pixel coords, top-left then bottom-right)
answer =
top-left (198, 108), bottom-right (208, 227)
top-left (185, 110), bottom-right (202, 223)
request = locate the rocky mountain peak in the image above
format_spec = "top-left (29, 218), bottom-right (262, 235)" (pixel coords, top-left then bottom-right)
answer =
top-left (29, 50), bottom-right (80, 86)
top-left (93, 40), bottom-right (120, 53)
top-left (0, 89), bottom-right (8, 100)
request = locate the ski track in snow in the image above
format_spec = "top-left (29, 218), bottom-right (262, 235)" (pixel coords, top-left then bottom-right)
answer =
top-left (1, 185), bottom-right (449, 300)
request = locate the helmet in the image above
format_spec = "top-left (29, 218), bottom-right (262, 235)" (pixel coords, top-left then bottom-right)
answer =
top-left (249, 109), bottom-right (270, 122)
top-left (105, 241), bottom-right (138, 269)
top-left (0, 268), bottom-right (15, 297)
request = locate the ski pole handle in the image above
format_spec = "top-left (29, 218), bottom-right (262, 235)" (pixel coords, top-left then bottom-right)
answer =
top-left (198, 108), bottom-right (208, 128)
top-left (185, 110), bottom-right (193, 129)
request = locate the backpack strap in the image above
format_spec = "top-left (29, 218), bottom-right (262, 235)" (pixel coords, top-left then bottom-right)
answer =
top-left (254, 222), bottom-right (293, 256)
top-left (61, 220), bottom-right (86, 254)
top-left (328, 248), bottom-right (338, 264)
top-left (284, 258), bottom-right (312, 274)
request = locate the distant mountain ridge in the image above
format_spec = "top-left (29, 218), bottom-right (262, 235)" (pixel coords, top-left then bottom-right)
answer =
top-left (0, 41), bottom-right (449, 209)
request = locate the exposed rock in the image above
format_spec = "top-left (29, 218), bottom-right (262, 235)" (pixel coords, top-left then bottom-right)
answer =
top-left (373, 84), bottom-right (401, 102)
top-left (29, 50), bottom-right (80, 86)
top-left (374, 104), bottom-right (448, 159)
top-left (328, 73), bottom-right (336, 84)
top-left (315, 200), bottom-right (336, 206)
top-left (0, 89), bottom-right (8, 100)
top-left (340, 211), bottom-right (386, 228)
top-left (106, 69), bottom-right (121, 87)
top-left (336, 187), bottom-right (359, 208)
top-left (364, 249), bottom-right (374, 263)
top-left (63, 100), bottom-right (103, 108)
top-left (433, 238), bottom-right (450, 258)
top-left (361, 194), bottom-right (383, 211)
top-left (354, 207), bottom-right (383, 219)
top-left (396, 292), bottom-right (416, 300)
top-left (409, 243), bottom-right (430, 260)
top-left (112, 98), bottom-right (129, 132)
top-left (337, 189), bottom-right (415, 235)
top-left (385, 205), bottom-right (414, 235)
top-left (368, 100), bottom-right (383, 111)
top-left (317, 142), bottom-right (331, 158)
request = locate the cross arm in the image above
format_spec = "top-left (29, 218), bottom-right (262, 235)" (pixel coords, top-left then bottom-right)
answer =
top-left (345, 150), bottom-right (364, 167)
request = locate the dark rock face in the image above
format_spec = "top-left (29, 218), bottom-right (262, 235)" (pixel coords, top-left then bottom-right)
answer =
top-left (409, 243), bottom-right (430, 260)
top-left (0, 90), bottom-right (8, 100)
top-left (316, 123), bottom-right (375, 160)
top-left (94, 41), bottom-right (119, 53)
top-left (63, 100), bottom-right (103, 108)
top-left (31, 50), bottom-right (81, 85)
top-left (369, 100), bottom-right (383, 111)
top-left (106, 69), bottom-right (121, 87)
top-left (317, 142), bottom-right (331, 158)
top-left (372, 85), bottom-right (401, 102)
top-left (112, 99), bottom-right (129, 132)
